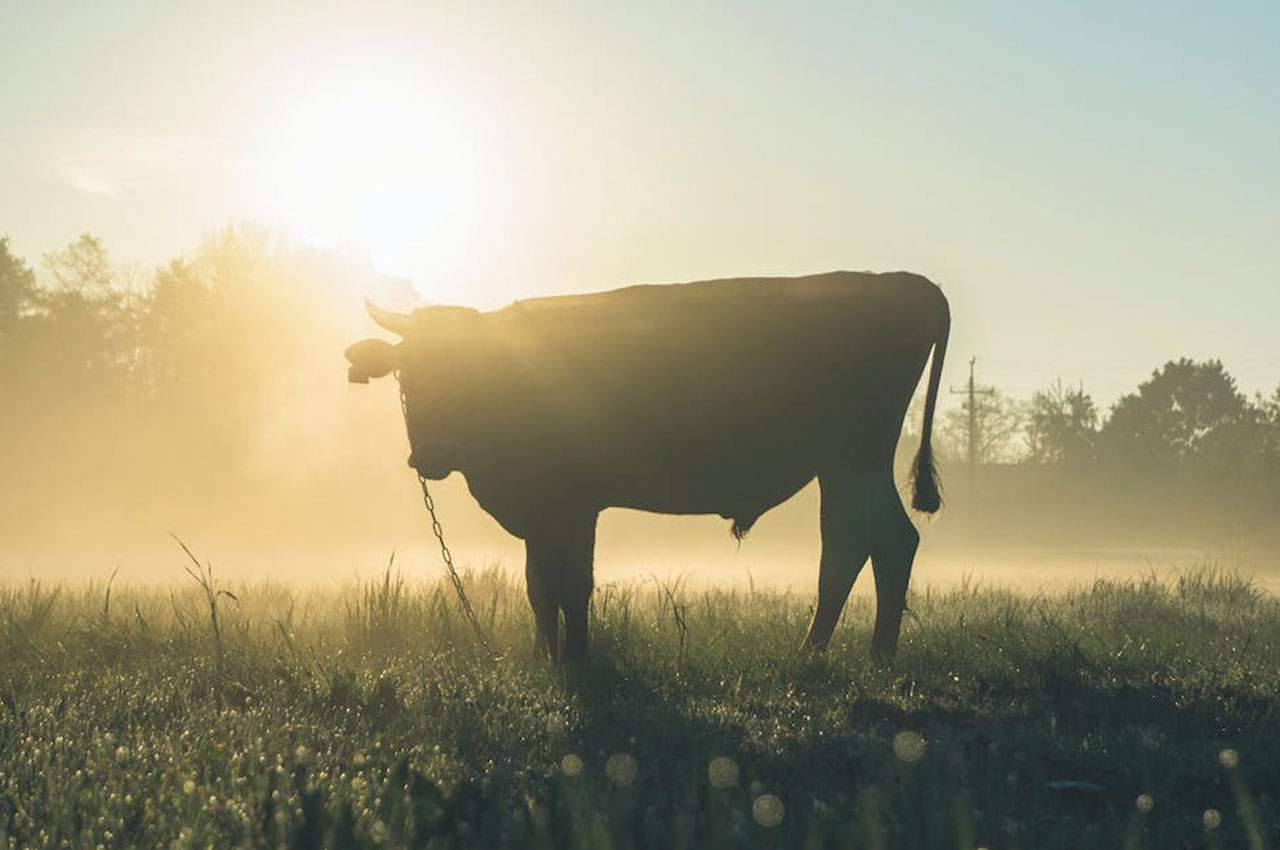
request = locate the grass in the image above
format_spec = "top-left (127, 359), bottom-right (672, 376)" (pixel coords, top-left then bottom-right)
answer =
top-left (0, 563), bottom-right (1277, 849)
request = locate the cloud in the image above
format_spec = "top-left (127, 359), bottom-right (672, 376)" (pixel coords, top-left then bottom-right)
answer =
top-left (57, 130), bottom-right (227, 197)
top-left (65, 168), bottom-right (120, 197)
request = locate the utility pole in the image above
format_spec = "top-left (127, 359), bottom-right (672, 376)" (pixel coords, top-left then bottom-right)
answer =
top-left (949, 357), bottom-right (995, 492)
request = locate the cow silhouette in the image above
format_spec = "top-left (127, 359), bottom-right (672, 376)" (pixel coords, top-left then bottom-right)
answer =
top-left (346, 271), bottom-right (949, 662)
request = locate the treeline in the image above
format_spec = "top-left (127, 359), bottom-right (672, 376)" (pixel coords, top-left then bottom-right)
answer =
top-left (917, 361), bottom-right (1280, 543)
top-left (0, 227), bottom-right (407, 543)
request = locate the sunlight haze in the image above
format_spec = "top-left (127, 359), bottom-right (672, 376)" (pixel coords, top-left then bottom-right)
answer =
top-left (2, 1), bottom-right (1280, 590)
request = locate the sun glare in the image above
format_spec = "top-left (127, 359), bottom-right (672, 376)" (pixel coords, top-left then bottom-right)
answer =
top-left (267, 86), bottom-right (483, 281)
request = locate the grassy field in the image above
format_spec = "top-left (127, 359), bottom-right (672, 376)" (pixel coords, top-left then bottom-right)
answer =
top-left (0, 563), bottom-right (1276, 849)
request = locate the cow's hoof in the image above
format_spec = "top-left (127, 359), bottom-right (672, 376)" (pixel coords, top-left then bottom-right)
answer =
top-left (870, 643), bottom-right (897, 669)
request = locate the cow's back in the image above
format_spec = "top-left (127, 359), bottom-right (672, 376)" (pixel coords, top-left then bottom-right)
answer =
top-left (489, 271), bottom-right (941, 432)
top-left (460, 271), bottom-right (942, 517)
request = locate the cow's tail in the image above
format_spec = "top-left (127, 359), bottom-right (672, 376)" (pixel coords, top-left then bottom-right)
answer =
top-left (910, 296), bottom-right (950, 513)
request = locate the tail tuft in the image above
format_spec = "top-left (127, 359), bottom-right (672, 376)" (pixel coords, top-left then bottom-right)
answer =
top-left (910, 443), bottom-right (943, 513)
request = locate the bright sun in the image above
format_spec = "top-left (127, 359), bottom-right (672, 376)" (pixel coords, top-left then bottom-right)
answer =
top-left (268, 86), bottom-right (483, 280)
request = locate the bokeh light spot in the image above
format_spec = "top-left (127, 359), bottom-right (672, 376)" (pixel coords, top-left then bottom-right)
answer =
top-left (606, 753), bottom-right (639, 787)
top-left (708, 757), bottom-right (739, 789)
top-left (893, 731), bottom-right (926, 763)
top-left (752, 793), bottom-right (785, 827)
top-left (560, 754), bottom-right (583, 777)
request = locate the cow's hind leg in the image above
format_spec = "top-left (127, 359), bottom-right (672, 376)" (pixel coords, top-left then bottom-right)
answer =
top-left (803, 473), bottom-right (873, 651)
top-left (868, 483), bottom-right (920, 664)
top-left (526, 512), bottom-right (598, 663)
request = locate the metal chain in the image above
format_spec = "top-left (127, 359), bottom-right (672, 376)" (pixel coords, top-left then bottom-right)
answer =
top-left (396, 372), bottom-right (492, 654)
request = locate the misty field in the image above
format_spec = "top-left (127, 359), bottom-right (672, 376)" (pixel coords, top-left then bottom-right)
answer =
top-left (1, 565), bottom-right (1276, 850)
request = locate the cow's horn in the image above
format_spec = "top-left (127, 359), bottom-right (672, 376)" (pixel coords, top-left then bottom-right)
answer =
top-left (365, 299), bottom-right (412, 336)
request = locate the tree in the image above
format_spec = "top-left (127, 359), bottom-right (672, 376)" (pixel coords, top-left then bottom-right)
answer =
top-left (940, 388), bottom-right (1025, 464)
top-left (1100, 358), bottom-right (1251, 473)
top-left (145, 257), bottom-right (214, 381)
top-left (1261, 386), bottom-right (1280, 444)
top-left (0, 235), bottom-right (36, 333)
top-left (1025, 380), bottom-right (1098, 465)
top-left (37, 233), bottom-right (140, 384)
top-left (42, 233), bottom-right (113, 298)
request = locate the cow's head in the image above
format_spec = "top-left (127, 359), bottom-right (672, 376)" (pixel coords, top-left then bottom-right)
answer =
top-left (346, 300), bottom-right (485, 479)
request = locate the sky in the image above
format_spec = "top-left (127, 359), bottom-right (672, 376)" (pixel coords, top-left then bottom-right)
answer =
top-left (2, 0), bottom-right (1278, 405)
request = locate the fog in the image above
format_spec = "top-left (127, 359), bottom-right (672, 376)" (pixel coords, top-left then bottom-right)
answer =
top-left (3, 230), bottom-right (1279, 593)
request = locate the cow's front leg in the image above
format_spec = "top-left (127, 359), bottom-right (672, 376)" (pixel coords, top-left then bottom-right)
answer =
top-left (525, 511), bottom-right (598, 663)
top-left (525, 545), bottom-right (560, 661)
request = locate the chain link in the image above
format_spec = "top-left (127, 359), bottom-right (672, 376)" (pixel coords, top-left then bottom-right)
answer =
top-left (397, 372), bottom-right (492, 655)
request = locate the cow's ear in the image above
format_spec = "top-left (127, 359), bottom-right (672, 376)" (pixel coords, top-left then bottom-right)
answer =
top-left (345, 339), bottom-right (399, 383)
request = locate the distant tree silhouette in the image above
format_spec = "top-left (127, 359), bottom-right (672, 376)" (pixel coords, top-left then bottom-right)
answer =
top-left (940, 387), bottom-right (1024, 464)
top-left (43, 233), bottom-right (114, 298)
top-left (144, 258), bottom-right (214, 391)
top-left (1261, 387), bottom-right (1280, 446)
top-left (36, 233), bottom-right (140, 388)
top-left (1100, 359), bottom-right (1251, 473)
top-left (0, 235), bottom-right (36, 334)
top-left (0, 237), bottom-right (39, 457)
top-left (1258, 386), bottom-right (1280, 493)
top-left (1025, 380), bottom-right (1098, 465)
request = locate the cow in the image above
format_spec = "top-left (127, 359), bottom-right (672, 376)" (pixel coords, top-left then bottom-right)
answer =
top-left (345, 271), bottom-right (949, 663)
